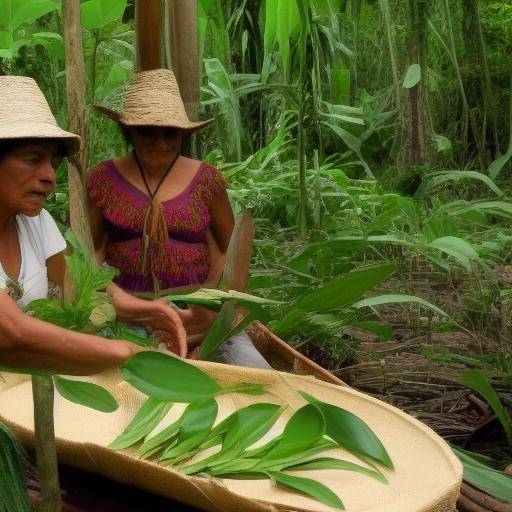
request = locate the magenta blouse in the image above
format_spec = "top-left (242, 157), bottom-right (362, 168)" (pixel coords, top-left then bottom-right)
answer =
top-left (86, 159), bottom-right (228, 293)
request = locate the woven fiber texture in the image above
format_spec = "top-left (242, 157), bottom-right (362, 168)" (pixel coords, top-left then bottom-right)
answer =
top-left (0, 361), bottom-right (462, 512)
top-left (94, 69), bottom-right (213, 132)
top-left (0, 75), bottom-right (80, 153)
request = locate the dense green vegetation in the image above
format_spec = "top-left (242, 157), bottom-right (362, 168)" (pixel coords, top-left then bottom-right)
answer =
top-left (1, 0), bottom-right (512, 506)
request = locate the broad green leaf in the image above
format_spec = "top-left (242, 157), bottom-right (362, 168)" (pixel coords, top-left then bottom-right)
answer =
top-left (434, 134), bottom-right (452, 154)
top-left (459, 370), bottom-right (512, 445)
top-left (415, 171), bottom-right (503, 198)
top-left (294, 263), bottom-right (396, 313)
top-left (287, 457), bottom-right (388, 484)
top-left (157, 399), bottom-right (218, 462)
top-left (80, 0), bottom-right (128, 30)
top-left (139, 418), bottom-right (180, 460)
top-left (109, 398), bottom-right (172, 450)
top-left (353, 294), bottom-right (448, 318)
top-left (453, 446), bottom-right (512, 504)
top-left (32, 31), bottom-right (64, 60)
top-left (197, 301), bottom-right (237, 360)
top-left (265, 404), bottom-right (325, 459)
top-left (181, 403), bottom-right (283, 474)
top-left (427, 236), bottom-right (479, 271)
top-left (268, 471), bottom-right (344, 510)
top-left (345, 321), bottom-right (394, 341)
top-left (121, 352), bottom-right (221, 402)
top-left (302, 392), bottom-right (394, 469)
top-left (403, 64), bottom-right (421, 88)
top-left (54, 376), bottom-right (118, 413)
top-left (488, 146), bottom-right (512, 180)
top-left (1, 0), bottom-right (58, 34)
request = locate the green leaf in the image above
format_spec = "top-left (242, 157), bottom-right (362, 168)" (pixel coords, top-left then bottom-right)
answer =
top-left (459, 370), bottom-right (512, 445)
top-left (301, 392), bottom-right (394, 469)
top-left (197, 301), bottom-right (236, 360)
top-left (452, 446), bottom-right (512, 504)
top-left (488, 146), bottom-right (512, 180)
top-left (427, 236), bottom-right (479, 271)
top-left (265, 404), bottom-right (325, 459)
top-left (1, 0), bottom-right (58, 34)
top-left (268, 471), bottom-right (345, 510)
top-left (121, 352), bottom-right (221, 402)
top-left (287, 457), bottom-right (388, 484)
top-left (403, 64), bottom-right (421, 88)
top-left (109, 398), bottom-right (172, 451)
top-left (80, 0), bottom-right (128, 30)
top-left (415, 171), bottom-right (503, 198)
top-left (0, 419), bottom-right (29, 512)
top-left (54, 376), bottom-right (118, 413)
top-left (434, 134), bottom-right (452, 154)
top-left (353, 294), bottom-right (448, 318)
top-left (294, 263), bottom-right (396, 313)
top-left (155, 399), bottom-right (218, 462)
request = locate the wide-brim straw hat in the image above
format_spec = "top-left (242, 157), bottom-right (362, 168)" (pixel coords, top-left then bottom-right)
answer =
top-left (94, 69), bottom-right (213, 133)
top-left (0, 75), bottom-right (80, 155)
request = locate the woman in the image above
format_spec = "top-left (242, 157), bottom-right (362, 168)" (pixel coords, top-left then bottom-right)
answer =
top-left (87, 69), bottom-right (270, 368)
top-left (0, 75), bottom-right (187, 375)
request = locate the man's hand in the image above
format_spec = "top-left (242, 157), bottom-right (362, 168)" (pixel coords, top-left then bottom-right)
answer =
top-left (109, 287), bottom-right (187, 358)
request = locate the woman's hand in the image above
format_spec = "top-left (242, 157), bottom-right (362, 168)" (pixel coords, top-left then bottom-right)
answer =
top-left (108, 286), bottom-right (187, 358)
top-left (175, 305), bottom-right (218, 349)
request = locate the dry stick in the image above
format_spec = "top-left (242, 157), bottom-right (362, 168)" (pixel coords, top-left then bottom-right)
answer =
top-left (460, 483), bottom-right (512, 512)
top-left (457, 493), bottom-right (492, 512)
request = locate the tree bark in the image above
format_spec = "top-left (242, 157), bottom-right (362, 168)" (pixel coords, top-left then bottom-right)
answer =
top-left (135, 0), bottom-right (162, 71)
top-left (31, 376), bottom-right (60, 512)
top-left (62, 0), bottom-right (94, 252)
top-left (398, 0), bottom-right (430, 170)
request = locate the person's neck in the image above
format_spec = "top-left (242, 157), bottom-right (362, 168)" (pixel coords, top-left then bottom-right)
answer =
top-left (0, 211), bottom-right (17, 233)
top-left (133, 151), bottom-right (180, 179)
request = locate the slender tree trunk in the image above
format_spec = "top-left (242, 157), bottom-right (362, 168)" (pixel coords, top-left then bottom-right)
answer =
top-left (167, 0), bottom-right (200, 158)
top-left (398, 0), bottom-right (430, 170)
top-left (31, 376), bottom-right (60, 512)
top-left (135, 0), bottom-right (162, 71)
top-left (462, 0), bottom-right (499, 162)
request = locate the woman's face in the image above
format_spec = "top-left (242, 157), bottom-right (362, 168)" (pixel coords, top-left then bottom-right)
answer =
top-left (0, 141), bottom-right (61, 217)
top-left (128, 126), bottom-right (183, 171)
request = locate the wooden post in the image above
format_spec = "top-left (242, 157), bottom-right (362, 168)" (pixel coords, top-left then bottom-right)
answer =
top-left (135, 0), bottom-right (162, 71)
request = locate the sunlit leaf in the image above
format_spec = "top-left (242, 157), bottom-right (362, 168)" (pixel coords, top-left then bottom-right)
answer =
top-left (54, 376), bottom-right (118, 413)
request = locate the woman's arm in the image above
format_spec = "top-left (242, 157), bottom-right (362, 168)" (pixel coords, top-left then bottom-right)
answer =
top-left (47, 252), bottom-right (187, 357)
top-left (0, 292), bottom-right (139, 375)
top-left (209, 189), bottom-right (235, 253)
top-left (88, 199), bottom-right (108, 263)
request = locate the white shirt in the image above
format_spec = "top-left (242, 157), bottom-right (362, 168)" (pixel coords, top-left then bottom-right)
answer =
top-left (0, 209), bottom-right (66, 307)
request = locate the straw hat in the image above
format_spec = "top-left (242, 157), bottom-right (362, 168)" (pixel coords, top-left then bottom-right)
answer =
top-left (0, 75), bottom-right (80, 154)
top-left (93, 69), bottom-right (213, 132)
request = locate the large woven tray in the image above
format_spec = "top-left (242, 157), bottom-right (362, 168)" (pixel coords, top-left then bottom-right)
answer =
top-left (0, 361), bottom-right (462, 512)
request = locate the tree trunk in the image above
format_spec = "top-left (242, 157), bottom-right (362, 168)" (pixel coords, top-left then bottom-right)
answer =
top-left (167, 0), bottom-right (200, 158)
top-left (462, 0), bottom-right (499, 162)
top-left (31, 376), bottom-right (60, 512)
top-left (398, 0), bottom-right (430, 170)
top-left (135, 0), bottom-right (162, 71)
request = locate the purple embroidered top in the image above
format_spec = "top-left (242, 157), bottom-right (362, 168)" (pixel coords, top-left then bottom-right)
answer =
top-left (86, 159), bottom-right (228, 293)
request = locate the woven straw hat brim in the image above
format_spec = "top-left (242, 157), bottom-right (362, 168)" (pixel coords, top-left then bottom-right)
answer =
top-left (94, 104), bottom-right (214, 133)
top-left (0, 120), bottom-right (81, 154)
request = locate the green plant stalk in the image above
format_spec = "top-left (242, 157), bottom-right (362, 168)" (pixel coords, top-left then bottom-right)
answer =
top-left (378, 0), bottom-right (400, 113)
top-left (32, 376), bottom-right (61, 512)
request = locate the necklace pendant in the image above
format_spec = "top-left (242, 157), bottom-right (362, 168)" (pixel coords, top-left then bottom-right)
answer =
top-left (5, 278), bottom-right (24, 302)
